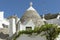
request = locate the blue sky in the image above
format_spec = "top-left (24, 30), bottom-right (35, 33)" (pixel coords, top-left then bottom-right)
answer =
top-left (0, 0), bottom-right (60, 18)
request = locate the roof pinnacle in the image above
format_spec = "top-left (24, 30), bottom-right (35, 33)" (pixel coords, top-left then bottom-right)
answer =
top-left (30, 2), bottom-right (33, 7)
top-left (27, 2), bottom-right (36, 11)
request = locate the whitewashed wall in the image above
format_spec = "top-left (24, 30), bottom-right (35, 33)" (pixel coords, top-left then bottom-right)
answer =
top-left (25, 20), bottom-right (35, 30)
top-left (9, 18), bottom-right (16, 37)
top-left (0, 11), bottom-right (4, 28)
top-left (18, 20), bottom-right (35, 31)
top-left (0, 20), bottom-right (3, 28)
top-left (0, 11), bottom-right (4, 20)
top-left (2, 19), bottom-right (9, 26)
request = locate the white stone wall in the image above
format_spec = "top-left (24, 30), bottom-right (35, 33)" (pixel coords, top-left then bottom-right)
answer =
top-left (25, 20), bottom-right (35, 30)
top-left (0, 11), bottom-right (4, 28)
top-left (9, 18), bottom-right (16, 37)
top-left (20, 24), bottom-right (25, 31)
top-left (0, 20), bottom-right (3, 28)
top-left (19, 20), bottom-right (35, 31)
top-left (0, 11), bottom-right (4, 20)
top-left (2, 19), bottom-right (9, 26)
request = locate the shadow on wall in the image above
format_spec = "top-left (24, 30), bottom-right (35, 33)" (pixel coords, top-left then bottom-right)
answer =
top-left (0, 32), bottom-right (9, 39)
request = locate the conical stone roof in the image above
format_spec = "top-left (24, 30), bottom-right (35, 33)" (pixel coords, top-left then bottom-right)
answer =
top-left (20, 2), bottom-right (44, 26)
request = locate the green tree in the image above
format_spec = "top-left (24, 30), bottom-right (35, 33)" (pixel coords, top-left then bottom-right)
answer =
top-left (13, 24), bottom-right (60, 40)
top-left (38, 24), bottom-right (60, 40)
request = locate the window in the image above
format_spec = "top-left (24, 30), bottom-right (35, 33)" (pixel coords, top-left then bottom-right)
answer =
top-left (26, 27), bottom-right (32, 31)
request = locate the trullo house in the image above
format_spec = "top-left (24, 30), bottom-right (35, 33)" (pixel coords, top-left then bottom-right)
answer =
top-left (0, 2), bottom-right (60, 40)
